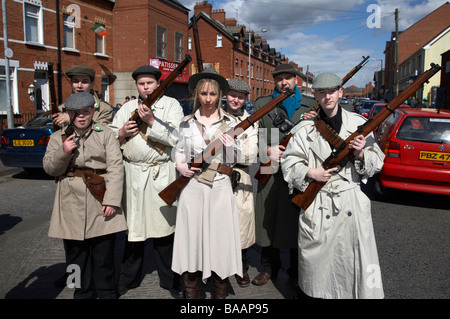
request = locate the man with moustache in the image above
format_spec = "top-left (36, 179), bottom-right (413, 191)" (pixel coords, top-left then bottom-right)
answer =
top-left (110, 65), bottom-right (184, 298)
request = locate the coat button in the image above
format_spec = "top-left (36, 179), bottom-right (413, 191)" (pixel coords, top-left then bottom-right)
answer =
top-left (347, 212), bottom-right (352, 216)
top-left (326, 215), bottom-right (330, 219)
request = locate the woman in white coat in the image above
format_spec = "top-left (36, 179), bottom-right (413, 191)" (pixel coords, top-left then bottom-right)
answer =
top-left (172, 68), bottom-right (242, 299)
top-left (281, 72), bottom-right (385, 299)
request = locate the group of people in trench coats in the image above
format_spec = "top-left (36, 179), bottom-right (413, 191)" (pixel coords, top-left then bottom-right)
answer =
top-left (44, 63), bottom-right (385, 299)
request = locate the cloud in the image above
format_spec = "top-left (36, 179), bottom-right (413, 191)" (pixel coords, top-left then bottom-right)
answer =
top-left (177, 0), bottom-right (447, 87)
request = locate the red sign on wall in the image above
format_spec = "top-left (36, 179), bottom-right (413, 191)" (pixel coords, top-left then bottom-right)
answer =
top-left (149, 59), bottom-right (189, 83)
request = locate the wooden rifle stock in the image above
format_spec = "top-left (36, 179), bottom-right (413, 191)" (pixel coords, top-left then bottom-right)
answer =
top-left (291, 63), bottom-right (442, 210)
top-left (255, 56), bottom-right (370, 185)
top-left (48, 62), bottom-right (59, 132)
top-left (158, 89), bottom-right (295, 206)
top-left (130, 54), bottom-right (192, 122)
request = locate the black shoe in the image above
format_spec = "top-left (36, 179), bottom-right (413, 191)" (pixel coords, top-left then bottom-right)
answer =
top-left (169, 288), bottom-right (184, 299)
top-left (54, 273), bottom-right (68, 287)
top-left (117, 285), bottom-right (129, 296)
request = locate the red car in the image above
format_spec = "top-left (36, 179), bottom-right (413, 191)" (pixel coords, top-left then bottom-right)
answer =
top-left (374, 108), bottom-right (450, 199)
top-left (368, 103), bottom-right (410, 119)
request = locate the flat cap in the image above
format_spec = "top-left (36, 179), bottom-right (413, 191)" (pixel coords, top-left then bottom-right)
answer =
top-left (65, 92), bottom-right (95, 110)
top-left (132, 65), bottom-right (162, 81)
top-left (65, 66), bottom-right (95, 81)
top-left (312, 72), bottom-right (342, 90)
top-left (227, 78), bottom-right (250, 94)
top-left (188, 67), bottom-right (229, 93)
top-left (272, 64), bottom-right (300, 77)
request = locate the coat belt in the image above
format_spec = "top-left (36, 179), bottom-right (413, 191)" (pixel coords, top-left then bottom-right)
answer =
top-left (65, 167), bottom-right (107, 177)
top-left (217, 163), bottom-right (233, 177)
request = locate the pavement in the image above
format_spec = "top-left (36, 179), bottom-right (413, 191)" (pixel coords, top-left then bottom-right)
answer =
top-left (0, 162), bottom-right (296, 300)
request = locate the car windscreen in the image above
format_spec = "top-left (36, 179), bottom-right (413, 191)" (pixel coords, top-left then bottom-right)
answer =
top-left (396, 116), bottom-right (450, 144)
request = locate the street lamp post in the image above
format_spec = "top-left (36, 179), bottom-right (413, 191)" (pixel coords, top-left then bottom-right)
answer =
top-left (247, 29), bottom-right (266, 98)
top-left (372, 57), bottom-right (383, 100)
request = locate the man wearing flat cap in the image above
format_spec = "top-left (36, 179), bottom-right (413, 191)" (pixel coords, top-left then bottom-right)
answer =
top-left (281, 72), bottom-right (385, 299)
top-left (110, 64), bottom-right (184, 298)
top-left (252, 63), bottom-right (315, 287)
top-left (52, 66), bottom-right (114, 129)
top-left (44, 92), bottom-right (126, 299)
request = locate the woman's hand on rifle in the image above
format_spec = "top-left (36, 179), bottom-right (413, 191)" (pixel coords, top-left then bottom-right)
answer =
top-left (306, 165), bottom-right (339, 183)
top-left (176, 162), bottom-right (201, 178)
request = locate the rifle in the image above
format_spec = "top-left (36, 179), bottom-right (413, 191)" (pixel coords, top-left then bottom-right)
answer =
top-left (290, 63), bottom-right (442, 211)
top-left (191, 15), bottom-right (203, 73)
top-left (158, 89), bottom-right (295, 206)
top-left (254, 55), bottom-right (371, 185)
top-left (48, 62), bottom-right (60, 132)
top-left (129, 54), bottom-right (192, 124)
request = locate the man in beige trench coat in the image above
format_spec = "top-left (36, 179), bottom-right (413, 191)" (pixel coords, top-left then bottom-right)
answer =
top-left (44, 92), bottom-right (127, 299)
top-left (110, 65), bottom-right (184, 298)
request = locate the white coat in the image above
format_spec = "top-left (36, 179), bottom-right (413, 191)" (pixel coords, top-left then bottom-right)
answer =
top-left (234, 109), bottom-right (258, 249)
top-left (281, 108), bottom-right (385, 299)
top-left (109, 96), bottom-right (184, 241)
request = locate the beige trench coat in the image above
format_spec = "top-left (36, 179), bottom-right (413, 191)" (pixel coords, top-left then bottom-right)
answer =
top-left (281, 109), bottom-right (385, 298)
top-left (109, 96), bottom-right (184, 241)
top-left (43, 123), bottom-right (127, 240)
top-left (233, 109), bottom-right (258, 249)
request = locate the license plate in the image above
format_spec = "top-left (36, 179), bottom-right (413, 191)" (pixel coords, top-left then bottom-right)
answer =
top-left (13, 139), bottom-right (34, 147)
top-left (419, 151), bottom-right (450, 162)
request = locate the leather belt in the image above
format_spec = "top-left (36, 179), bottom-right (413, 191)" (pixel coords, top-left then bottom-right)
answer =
top-left (65, 167), bottom-right (107, 177)
top-left (217, 163), bottom-right (233, 177)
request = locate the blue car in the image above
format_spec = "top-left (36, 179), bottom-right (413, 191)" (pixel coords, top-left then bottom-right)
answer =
top-left (0, 111), bottom-right (53, 171)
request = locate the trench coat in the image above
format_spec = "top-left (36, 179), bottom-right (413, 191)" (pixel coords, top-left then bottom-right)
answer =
top-left (43, 122), bottom-right (127, 240)
top-left (109, 96), bottom-right (184, 241)
top-left (234, 109), bottom-right (258, 249)
top-left (281, 108), bottom-right (385, 299)
top-left (254, 94), bottom-right (315, 248)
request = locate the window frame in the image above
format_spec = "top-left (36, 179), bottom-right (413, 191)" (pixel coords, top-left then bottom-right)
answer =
top-left (174, 32), bottom-right (184, 62)
top-left (156, 25), bottom-right (167, 59)
top-left (23, 2), bottom-right (43, 45)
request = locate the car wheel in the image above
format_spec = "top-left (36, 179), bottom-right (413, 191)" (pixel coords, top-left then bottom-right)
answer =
top-left (374, 174), bottom-right (390, 201)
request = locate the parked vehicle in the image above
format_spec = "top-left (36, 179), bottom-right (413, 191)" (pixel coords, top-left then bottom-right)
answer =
top-left (353, 97), bottom-right (369, 112)
top-left (358, 100), bottom-right (383, 117)
top-left (368, 103), bottom-right (410, 119)
top-left (0, 111), bottom-right (53, 171)
top-left (374, 108), bottom-right (450, 199)
top-left (340, 97), bottom-right (349, 105)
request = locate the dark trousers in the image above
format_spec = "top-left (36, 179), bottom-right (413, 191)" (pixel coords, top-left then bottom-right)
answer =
top-left (118, 233), bottom-right (180, 290)
top-left (64, 234), bottom-right (117, 299)
top-left (242, 248), bottom-right (249, 273)
top-left (260, 246), bottom-right (298, 278)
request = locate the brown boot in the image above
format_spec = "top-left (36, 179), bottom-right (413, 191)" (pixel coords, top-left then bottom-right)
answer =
top-left (183, 272), bottom-right (199, 299)
top-left (213, 272), bottom-right (228, 299)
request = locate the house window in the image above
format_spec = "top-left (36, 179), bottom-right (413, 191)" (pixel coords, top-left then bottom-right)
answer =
top-left (156, 26), bottom-right (167, 59)
top-left (0, 63), bottom-right (18, 114)
top-left (96, 31), bottom-right (105, 54)
top-left (175, 32), bottom-right (184, 62)
top-left (216, 34), bottom-right (222, 47)
top-left (188, 36), bottom-right (192, 51)
top-left (63, 14), bottom-right (75, 49)
top-left (235, 59), bottom-right (239, 76)
top-left (24, 2), bottom-right (43, 44)
top-left (101, 76), bottom-right (109, 103)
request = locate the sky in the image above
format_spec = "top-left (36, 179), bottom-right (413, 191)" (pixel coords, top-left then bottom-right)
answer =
top-left (177, 0), bottom-right (448, 88)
